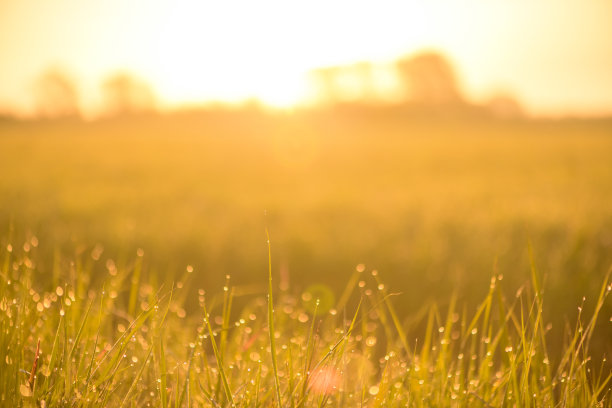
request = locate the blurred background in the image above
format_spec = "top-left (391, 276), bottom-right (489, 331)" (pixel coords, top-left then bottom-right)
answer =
top-left (1, 0), bottom-right (611, 355)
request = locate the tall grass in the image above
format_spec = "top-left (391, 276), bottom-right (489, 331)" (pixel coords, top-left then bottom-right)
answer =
top-left (1, 236), bottom-right (610, 407)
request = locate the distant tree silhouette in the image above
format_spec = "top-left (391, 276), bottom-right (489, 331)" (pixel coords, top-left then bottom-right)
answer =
top-left (102, 73), bottom-right (156, 115)
top-left (486, 94), bottom-right (524, 119)
top-left (34, 69), bottom-right (79, 118)
top-left (309, 66), bottom-right (343, 105)
top-left (352, 61), bottom-right (377, 101)
top-left (309, 62), bottom-right (379, 105)
top-left (396, 52), bottom-right (463, 106)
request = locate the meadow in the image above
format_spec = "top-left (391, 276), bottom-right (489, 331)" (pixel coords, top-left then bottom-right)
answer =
top-left (0, 110), bottom-right (611, 406)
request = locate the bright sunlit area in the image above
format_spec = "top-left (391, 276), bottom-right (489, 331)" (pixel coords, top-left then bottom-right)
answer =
top-left (1, 0), bottom-right (612, 115)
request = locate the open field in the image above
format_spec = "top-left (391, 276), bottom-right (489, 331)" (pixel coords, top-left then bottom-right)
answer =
top-left (1, 113), bottom-right (611, 296)
top-left (1, 112), bottom-right (612, 404)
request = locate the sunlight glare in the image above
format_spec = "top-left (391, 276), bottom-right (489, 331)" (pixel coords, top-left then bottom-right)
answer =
top-left (150, 1), bottom-right (313, 108)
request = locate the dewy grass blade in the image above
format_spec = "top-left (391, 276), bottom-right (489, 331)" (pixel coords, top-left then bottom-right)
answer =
top-left (176, 347), bottom-right (196, 408)
top-left (374, 272), bottom-right (411, 356)
top-left (157, 336), bottom-right (168, 408)
top-left (202, 297), bottom-right (234, 407)
top-left (42, 314), bottom-right (63, 393)
top-left (297, 300), bottom-right (318, 408)
top-left (68, 298), bottom-right (93, 359)
top-left (266, 228), bottom-right (283, 407)
top-left (120, 346), bottom-right (153, 408)
top-left (128, 251), bottom-right (143, 317)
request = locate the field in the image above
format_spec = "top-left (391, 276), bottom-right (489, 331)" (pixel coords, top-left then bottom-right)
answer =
top-left (1, 110), bottom-right (611, 406)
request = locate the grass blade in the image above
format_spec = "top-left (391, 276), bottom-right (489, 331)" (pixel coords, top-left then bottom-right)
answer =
top-left (266, 228), bottom-right (283, 407)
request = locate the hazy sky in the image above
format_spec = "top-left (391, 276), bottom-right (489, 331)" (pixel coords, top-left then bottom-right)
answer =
top-left (1, 0), bottom-right (611, 116)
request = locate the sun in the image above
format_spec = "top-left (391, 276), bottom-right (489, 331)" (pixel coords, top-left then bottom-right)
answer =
top-left (144, 1), bottom-right (311, 109)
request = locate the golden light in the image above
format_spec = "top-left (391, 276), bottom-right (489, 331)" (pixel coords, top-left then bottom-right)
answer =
top-left (0, 0), bottom-right (611, 115)
top-left (148, 1), bottom-right (312, 108)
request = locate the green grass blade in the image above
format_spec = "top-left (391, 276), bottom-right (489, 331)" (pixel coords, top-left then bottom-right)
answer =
top-left (120, 346), bottom-right (153, 407)
top-left (266, 228), bottom-right (282, 407)
top-left (157, 336), bottom-right (168, 408)
top-left (202, 298), bottom-right (234, 406)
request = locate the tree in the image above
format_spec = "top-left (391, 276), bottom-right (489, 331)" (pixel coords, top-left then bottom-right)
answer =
top-left (396, 52), bottom-right (463, 106)
top-left (309, 66), bottom-right (343, 105)
top-left (101, 73), bottom-right (156, 115)
top-left (34, 68), bottom-right (79, 118)
top-left (309, 62), bottom-right (379, 105)
top-left (486, 94), bottom-right (524, 119)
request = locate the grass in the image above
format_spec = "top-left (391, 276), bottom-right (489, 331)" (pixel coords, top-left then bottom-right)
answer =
top-left (1, 110), bottom-right (611, 405)
top-left (4, 114), bottom-right (612, 355)
top-left (1, 114), bottom-right (611, 322)
top-left (1, 233), bottom-right (610, 407)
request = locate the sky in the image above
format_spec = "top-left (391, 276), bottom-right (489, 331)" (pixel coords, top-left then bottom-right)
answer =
top-left (1, 0), bottom-right (612, 117)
